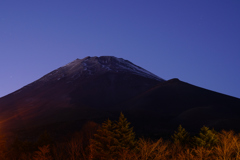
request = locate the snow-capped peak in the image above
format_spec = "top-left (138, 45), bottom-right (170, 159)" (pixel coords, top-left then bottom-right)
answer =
top-left (39, 56), bottom-right (165, 82)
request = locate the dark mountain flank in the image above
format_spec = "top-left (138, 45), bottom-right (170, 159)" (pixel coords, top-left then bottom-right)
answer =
top-left (0, 56), bottom-right (240, 137)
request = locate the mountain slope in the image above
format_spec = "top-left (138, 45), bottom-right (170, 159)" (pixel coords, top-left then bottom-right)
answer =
top-left (121, 78), bottom-right (240, 133)
top-left (0, 56), bottom-right (164, 133)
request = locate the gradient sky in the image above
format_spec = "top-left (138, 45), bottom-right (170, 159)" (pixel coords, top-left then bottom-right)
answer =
top-left (1, 1), bottom-right (240, 98)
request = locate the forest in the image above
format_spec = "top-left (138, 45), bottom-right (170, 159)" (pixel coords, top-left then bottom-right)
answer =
top-left (0, 113), bottom-right (240, 160)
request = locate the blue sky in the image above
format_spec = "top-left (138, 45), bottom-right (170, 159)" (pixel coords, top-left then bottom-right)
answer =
top-left (0, 1), bottom-right (240, 98)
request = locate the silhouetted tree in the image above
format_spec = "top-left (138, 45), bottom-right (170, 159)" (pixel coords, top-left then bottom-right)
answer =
top-left (81, 121), bottom-right (100, 147)
top-left (33, 145), bottom-right (52, 160)
top-left (172, 125), bottom-right (190, 146)
top-left (114, 112), bottom-right (136, 151)
top-left (91, 113), bottom-right (136, 159)
top-left (8, 137), bottom-right (36, 159)
top-left (91, 119), bottom-right (118, 159)
top-left (193, 126), bottom-right (218, 149)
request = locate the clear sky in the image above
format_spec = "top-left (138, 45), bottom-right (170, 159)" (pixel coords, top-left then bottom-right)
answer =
top-left (0, 1), bottom-right (240, 98)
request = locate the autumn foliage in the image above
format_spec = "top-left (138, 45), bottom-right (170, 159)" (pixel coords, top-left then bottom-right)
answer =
top-left (1, 114), bottom-right (240, 159)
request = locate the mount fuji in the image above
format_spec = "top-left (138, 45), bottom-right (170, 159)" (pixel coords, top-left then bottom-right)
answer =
top-left (0, 56), bottom-right (240, 137)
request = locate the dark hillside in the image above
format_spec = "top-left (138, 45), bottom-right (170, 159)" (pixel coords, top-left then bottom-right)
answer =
top-left (122, 78), bottom-right (240, 134)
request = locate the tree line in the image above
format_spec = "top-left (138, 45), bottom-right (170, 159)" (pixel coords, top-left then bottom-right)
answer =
top-left (0, 113), bottom-right (240, 159)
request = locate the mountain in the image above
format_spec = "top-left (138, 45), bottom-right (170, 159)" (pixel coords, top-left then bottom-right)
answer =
top-left (0, 56), bottom-right (240, 138)
top-left (0, 56), bottom-right (164, 134)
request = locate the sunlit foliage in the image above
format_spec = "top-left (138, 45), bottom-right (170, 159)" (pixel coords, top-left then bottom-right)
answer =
top-left (2, 118), bottom-right (240, 159)
top-left (193, 125), bottom-right (218, 149)
top-left (91, 113), bottom-right (136, 159)
top-left (171, 125), bottom-right (190, 146)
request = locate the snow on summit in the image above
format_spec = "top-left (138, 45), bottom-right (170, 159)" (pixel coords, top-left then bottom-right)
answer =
top-left (39, 56), bottom-right (165, 82)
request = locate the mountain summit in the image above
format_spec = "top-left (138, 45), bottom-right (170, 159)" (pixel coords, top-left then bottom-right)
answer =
top-left (38, 56), bottom-right (164, 83)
